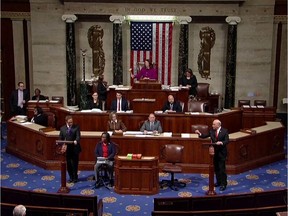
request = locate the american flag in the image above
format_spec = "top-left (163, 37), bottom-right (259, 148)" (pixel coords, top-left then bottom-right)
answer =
top-left (130, 22), bottom-right (173, 85)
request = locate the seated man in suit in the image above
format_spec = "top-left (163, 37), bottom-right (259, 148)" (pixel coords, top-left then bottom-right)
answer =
top-left (94, 132), bottom-right (116, 188)
top-left (162, 94), bottom-right (182, 113)
top-left (140, 113), bottom-right (163, 134)
top-left (110, 92), bottom-right (129, 112)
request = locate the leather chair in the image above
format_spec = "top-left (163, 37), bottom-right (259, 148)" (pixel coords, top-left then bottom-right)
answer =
top-left (238, 100), bottom-right (250, 107)
top-left (179, 101), bottom-right (185, 112)
top-left (196, 83), bottom-right (210, 98)
top-left (138, 120), bottom-right (146, 129)
top-left (254, 100), bottom-right (266, 107)
top-left (160, 144), bottom-right (186, 191)
top-left (51, 96), bottom-right (64, 103)
top-left (191, 124), bottom-right (209, 135)
top-left (45, 112), bottom-right (55, 128)
top-left (188, 101), bottom-right (209, 112)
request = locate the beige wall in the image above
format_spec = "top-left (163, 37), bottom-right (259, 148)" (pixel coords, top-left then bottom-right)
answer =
top-left (25, 0), bottom-right (286, 111)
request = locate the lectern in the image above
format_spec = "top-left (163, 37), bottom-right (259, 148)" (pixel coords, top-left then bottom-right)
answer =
top-left (55, 140), bottom-right (74, 193)
top-left (202, 143), bottom-right (217, 195)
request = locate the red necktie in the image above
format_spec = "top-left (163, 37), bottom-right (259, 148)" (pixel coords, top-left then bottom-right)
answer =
top-left (215, 130), bottom-right (218, 139)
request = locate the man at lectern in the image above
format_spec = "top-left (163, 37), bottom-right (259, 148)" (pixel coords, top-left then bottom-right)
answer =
top-left (131, 59), bottom-right (158, 80)
top-left (59, 115), bottom-right (81, 183)
top-left (195, 119), bottom-right (229, 191)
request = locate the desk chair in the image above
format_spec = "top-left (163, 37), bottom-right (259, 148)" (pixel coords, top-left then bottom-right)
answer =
top-left (188, 101), bottom-right (209, 112)
top-left (51, 96), bottom-right (64, 103)
top-left (179, 101), bottom-right (185, 112)
top-left (238, 100), bottom-right (250, 107)
top-left (191, 124), bottom-right (209, 135)
top-left (254, 100), bottom-right (266, 107)
top-left (160, 144), bottom-right (186, 191)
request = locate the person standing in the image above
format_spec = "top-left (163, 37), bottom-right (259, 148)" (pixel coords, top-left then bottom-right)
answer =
top-left (59, 115), bottom-right (81, 183)
top-left (10, 82), bottom-right (30, 116)
top-left (195, 119), bottom-right (229, 191)
top-left (131, 59), bottom-right (158, 81)
top-left (180, 68), bottom-right (198, 98)
top-left (94, 132), bottom-right (116, 188)
top-left (140, 113), bottom-right (163, 134)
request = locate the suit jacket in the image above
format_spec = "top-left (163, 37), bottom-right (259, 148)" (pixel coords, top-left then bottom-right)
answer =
top-left (88, 99), bottom-right (102, 110)
top-left (32, 114), bottom-right (48, 127)
top-left (200, 127), bottom-right (229, 159)
top-left (162, 101), bottom-right (183, 112)
top-left (32, 95), bottom-right (47, 100)
top-left (107, 120), bottom-right (127, 132)
top-left (10, 89), bottom-right (30, 114)
top-left (110, 98), bottom-right (129, 111)
top-left (140, 120), bottom-right (163, 133)
top-left (95, 141), bottom-right (116, 161)
top-left (59, 124), bottom-right (81, 154)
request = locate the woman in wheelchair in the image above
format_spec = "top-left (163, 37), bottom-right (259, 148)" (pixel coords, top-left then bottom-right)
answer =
top-left (94, 132), bottom-right (116, 188)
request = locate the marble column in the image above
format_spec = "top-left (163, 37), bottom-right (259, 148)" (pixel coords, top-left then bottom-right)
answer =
top-left (62, 14), bottom-right (77, 106)
top-left (224, 16), bottom-right (241, 108)
top-left (176, 16), bottom-right (192, 85)
top-left (110, 15), bottom-right (125, 85)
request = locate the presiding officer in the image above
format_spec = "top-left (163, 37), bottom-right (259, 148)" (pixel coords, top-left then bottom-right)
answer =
top-left (195, 119), bottom-right (229, 191)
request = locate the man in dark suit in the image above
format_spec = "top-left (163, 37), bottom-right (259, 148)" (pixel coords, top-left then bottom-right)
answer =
top-left (162, 94), bottom-right (183, 113)
top-left (32, 88), bottom-right (47, 101)
top-left (140, 113), bottom-right (163, 134)
top-left (195, 119), bottom-right (229, 191)
top-left (110, 92), bottom-right (129, 112)
top-left (31, 106), bottom-right (48, 127)
top-left (59, 115), bottom-right (81, 183)
top-left (10, 81), bottom-right (30, 116)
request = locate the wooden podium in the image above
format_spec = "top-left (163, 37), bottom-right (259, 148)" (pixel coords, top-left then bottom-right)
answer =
top-left (114, 156), bottom-right (159, 195)
top-left (55, 140), bottom-right (74, 193)
top-left (133, 80), bottom-right (161, 90)
top-left (202, 143), bottom-right (217, 196)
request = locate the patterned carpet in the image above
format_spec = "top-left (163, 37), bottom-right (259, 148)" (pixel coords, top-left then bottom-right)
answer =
top-left (1, 122), bottom-right (287, 215)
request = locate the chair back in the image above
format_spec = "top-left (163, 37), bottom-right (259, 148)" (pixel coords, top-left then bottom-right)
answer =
top-left (196, 83), bottom-right (210, 98)
top-left (51, 96), bottom-right (64, 103)
top-left (254, 100), bottom-right (266, 106)
top-left (161, 144), bottom-right (184, 164)
top-left (45, 112), bottom-right (55, 128)
top-left (238, 100), bottom-right (250, 107)
top-left (179, 101), bottom-right (185, 112)
top-left (191, 124), bottom-right (209, 135)
top-left (188, 100), bottom-right (209, 112)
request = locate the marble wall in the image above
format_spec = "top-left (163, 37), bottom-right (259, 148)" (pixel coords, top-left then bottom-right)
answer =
top-left (26, 0), bottom-right (286, 112)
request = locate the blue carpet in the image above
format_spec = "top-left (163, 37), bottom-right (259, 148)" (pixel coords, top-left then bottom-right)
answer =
top-left (1, 122), bottom-right (287, 215)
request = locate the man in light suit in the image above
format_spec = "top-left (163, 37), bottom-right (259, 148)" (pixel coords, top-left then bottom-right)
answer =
top-left (195, 119), bottom-right (229, 191)
top-left (110, 92), bottom-right (129, 112)
top-left (140, 113), bottom-right (163, 134)
top-left (10, 82), bottom-right (30, 116)
top-left (59, 115), bottom-right (81, 183)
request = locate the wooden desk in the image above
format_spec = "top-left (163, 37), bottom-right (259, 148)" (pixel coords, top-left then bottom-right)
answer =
top-left (50, 106), bottom-right (243, 133)
top-left (241, 107), bottom-right (276, 128)
top-left (114, 156), bottom-right (159, 195)
top-left (27, 100), bottom-right (63, 119)
top-left (6, 120), bottom-right (285, 174)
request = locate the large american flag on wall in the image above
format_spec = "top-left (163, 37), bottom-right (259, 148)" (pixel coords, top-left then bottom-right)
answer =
top-left (130, 22), bottom-right (173, 85)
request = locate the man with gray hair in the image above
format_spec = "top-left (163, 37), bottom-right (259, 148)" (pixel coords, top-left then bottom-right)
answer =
top-left (13, 204), bottom-right (26, 216)
top-left (195, 119), bottom-right (229, 191)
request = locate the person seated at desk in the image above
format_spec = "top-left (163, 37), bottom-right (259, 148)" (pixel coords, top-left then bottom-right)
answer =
top-left (110, 92), bottom-right (129, 112)
top-left (32, 88), bottom-right (47, 101)
top-left (180, 68), bottom-right (198, 98)
top-left (131, 59), bottom-right (158, 81)
top-left (94, 132), bottom-right (116, 188)
top-left (88, 92), bottom-right (102, 110)
top-left (31, 106), bottom-right (48, 127)
top-left (162, 94), bottom-right (182, 113)
top-left (140, 113), bottom-right (163, 134)
top-left (107, 112), bottom-right (127, 133)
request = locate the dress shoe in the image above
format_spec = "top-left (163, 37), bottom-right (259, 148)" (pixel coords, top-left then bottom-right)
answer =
top-left (214, 183), bottom-right (220, 187)
top-left (73, 179), bottom-right (79, 183)
top-left (67, 179), bottom-right (73, 183)
top-left (219, 185), bottom-right (226, 191)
